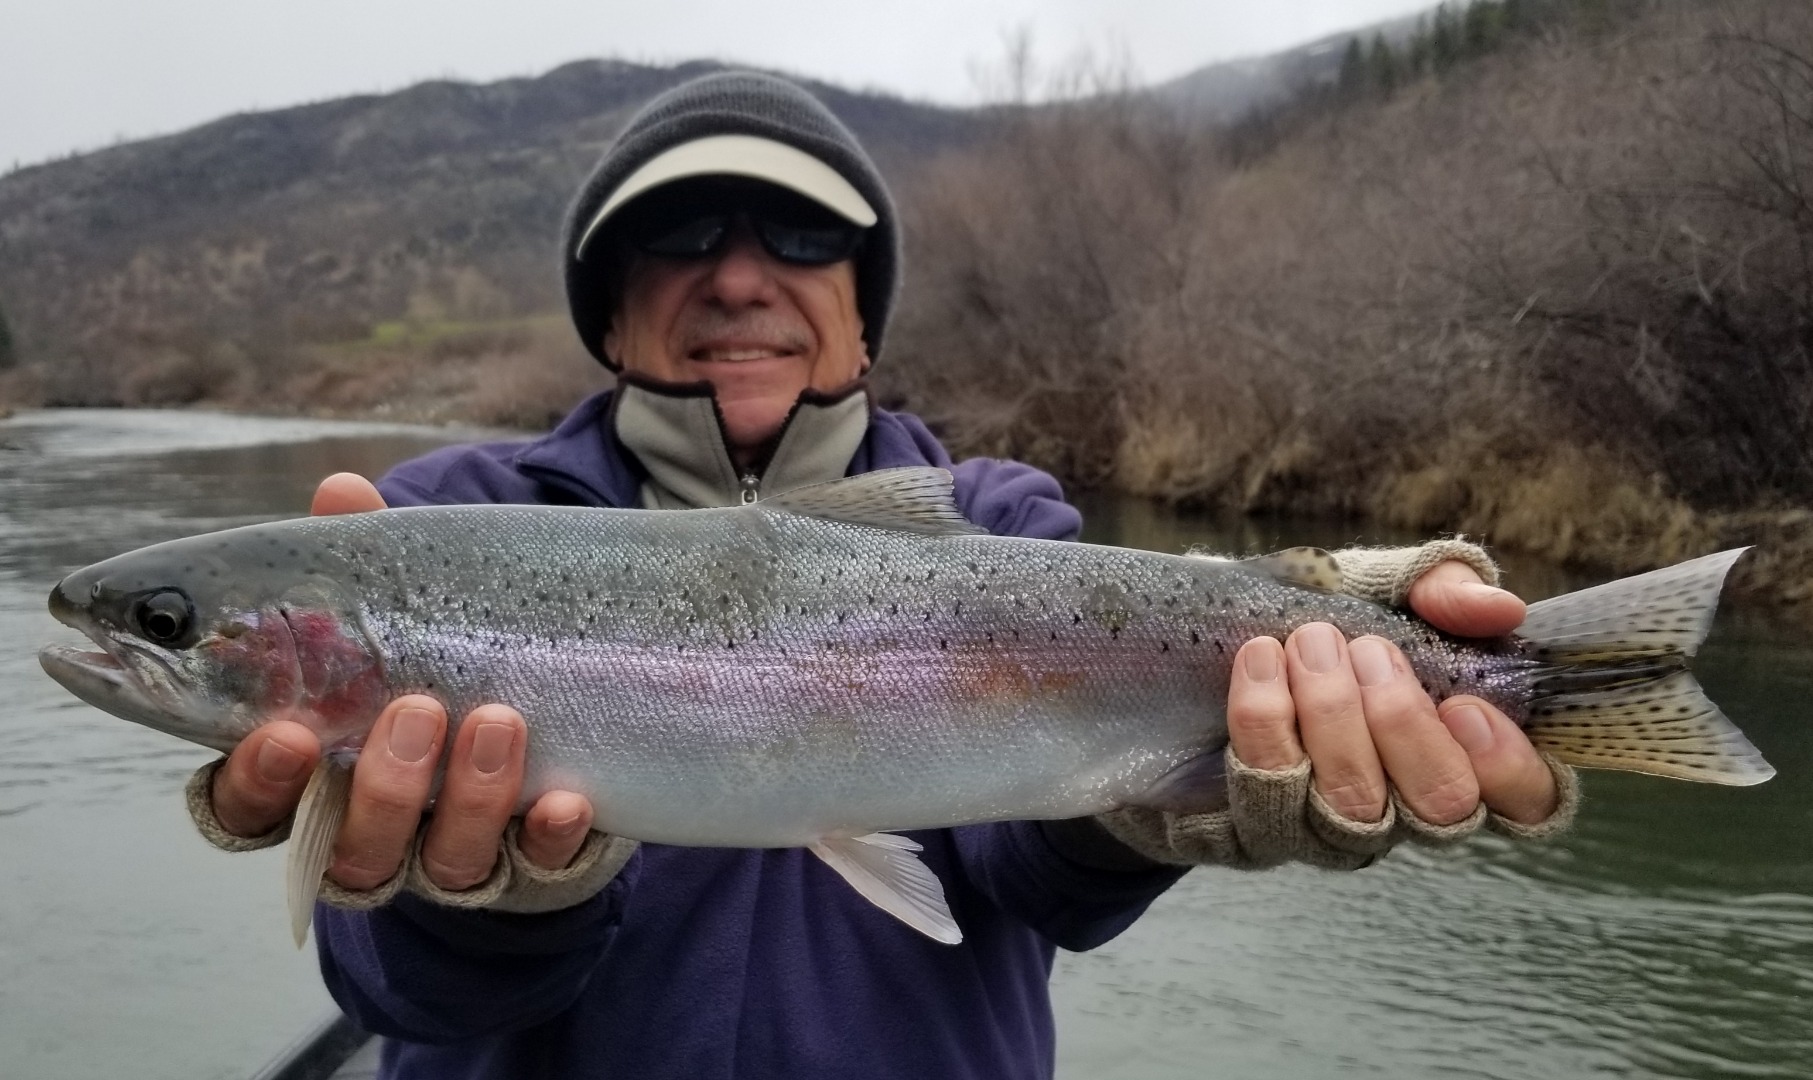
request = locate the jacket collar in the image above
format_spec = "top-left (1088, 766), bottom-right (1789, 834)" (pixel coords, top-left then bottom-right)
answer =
top-left (511, 376), bottom-right (873, 509)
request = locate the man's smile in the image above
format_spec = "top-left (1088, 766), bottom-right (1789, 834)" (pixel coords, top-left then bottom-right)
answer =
top-left (686, 344), bottom-right (801, 363)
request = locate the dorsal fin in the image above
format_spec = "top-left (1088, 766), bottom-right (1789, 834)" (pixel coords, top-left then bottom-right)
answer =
top-left (761, 468), bottom-right (986, 536)
top-left (1244, 547), bottom-right (1344, 592)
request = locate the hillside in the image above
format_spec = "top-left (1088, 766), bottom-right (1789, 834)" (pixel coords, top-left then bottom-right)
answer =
top-left (880, 0), bottom-right (1813, 615)
top-left (0, 59), bottom-right (978, 419)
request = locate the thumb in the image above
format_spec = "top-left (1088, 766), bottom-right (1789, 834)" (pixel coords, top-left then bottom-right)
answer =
top-left (1406, 561), bottom-right (1525, 638)
top-left (311, 473), bottom-right (386, 516)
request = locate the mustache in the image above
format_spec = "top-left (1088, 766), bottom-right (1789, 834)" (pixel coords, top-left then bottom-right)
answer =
top-left (678, 311), bottom-right (813, 355)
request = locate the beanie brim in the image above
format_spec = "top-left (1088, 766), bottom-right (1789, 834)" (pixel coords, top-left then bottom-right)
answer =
top-left (573, 135), bottom-right (878, 262)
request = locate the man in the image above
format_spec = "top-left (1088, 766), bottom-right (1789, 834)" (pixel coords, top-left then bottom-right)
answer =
top-left (188, 72), bottom-right (1574, 1078)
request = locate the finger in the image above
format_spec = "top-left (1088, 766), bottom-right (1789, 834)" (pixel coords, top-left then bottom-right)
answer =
top-left (311, 473), bottom-right (387, 516)
top-left (1406, 561), bottom-right (1526, 638)
top-left (213, 720), bottom-right (321, 837)
top-left (1287, 622), bottom-right (1388, 822)
top-left (1438, 697), bottom-right (1560, 825)
top-left (1226, 637), bottom-right (1302, 769)
top-left (520, 791), bottom-right (596, 871)
top-left (421, 705), bottom-right (527, 891)
top-left (1349, 637), bottom-right (1479, 825)
top-left (330, 696), bottom-right (445, 891)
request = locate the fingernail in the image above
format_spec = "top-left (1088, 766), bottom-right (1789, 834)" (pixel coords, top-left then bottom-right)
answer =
top-left (1349, 638), bottom-right (1395, 687)
top-left (1445, 704), bottom-right (1495, 753)
top-left (389, 707), bottom-right (438, 763)
top-left (470, 721), bottom-right (515, 774)
top-left (547, 814), bottom-right (583, 836)
top-left (1459, 582), bottom-right (1505, 602)
top-left (256, 740), bottom-right (307, 784)
top-left (1243, 640), bottom-right (1280, 682)
top-left (1297, 623), bottom-right (1341, 674)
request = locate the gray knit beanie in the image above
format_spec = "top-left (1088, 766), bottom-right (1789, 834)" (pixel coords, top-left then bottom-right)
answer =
top-left (562, 71), bottom-right (900, 369)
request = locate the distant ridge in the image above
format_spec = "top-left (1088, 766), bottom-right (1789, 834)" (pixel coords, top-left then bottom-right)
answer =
top-left (0, 59), bottom-right (979, 361)
top-left (1153, 11), bottom-right (1430, 120)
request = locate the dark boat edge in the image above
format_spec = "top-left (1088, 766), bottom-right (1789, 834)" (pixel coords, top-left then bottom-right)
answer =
top-left (251, 1011), bottom-right (372, 1080)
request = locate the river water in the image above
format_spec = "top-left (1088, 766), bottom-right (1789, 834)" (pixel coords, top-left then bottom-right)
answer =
top-left (0, 409), bottom-right (1806, 1080)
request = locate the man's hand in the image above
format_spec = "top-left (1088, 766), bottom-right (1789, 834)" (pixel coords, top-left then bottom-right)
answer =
top-left (1227, 560), bottom-right (1560, 828)
top-left (210, 472), bottom-right (597, 891)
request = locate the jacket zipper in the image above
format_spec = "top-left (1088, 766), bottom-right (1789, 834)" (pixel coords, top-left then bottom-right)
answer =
top-left (739, 472), bottom-right (760, 504)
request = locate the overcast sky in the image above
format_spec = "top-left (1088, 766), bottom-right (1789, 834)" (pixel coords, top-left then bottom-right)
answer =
top-left (3, 0), bottom-right (1438, 170)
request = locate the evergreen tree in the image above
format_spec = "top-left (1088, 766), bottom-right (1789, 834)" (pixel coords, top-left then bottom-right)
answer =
top-left (1368, 33), bottom-right (1400, 96)
top-left (1464, 0), bottom-right (1502, 57)
top-left (1502, 0), bottom-right (1531, 33)
top-left (0, 298), bottom-right (14, 369)
top-left (1430, 3), bottom-right (1462, 72)
top-left (1408, 17), bottom-right (1434, 78)
top-left (1338, 37), bottom-right (1368, 101)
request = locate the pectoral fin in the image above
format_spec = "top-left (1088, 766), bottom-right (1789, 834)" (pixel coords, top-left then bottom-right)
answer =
top-left (1126, 751), bottom-right (1230, 814)
top-left (286, 758), bottom-right (353, 947)
top-left (809, 833), bottom-right (962, 944)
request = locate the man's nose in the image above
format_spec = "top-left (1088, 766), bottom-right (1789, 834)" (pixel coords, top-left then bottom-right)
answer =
top-left (703, 222), bottom-right (778, 306)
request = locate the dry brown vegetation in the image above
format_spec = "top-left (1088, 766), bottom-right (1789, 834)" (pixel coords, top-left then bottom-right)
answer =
top-left (880, 0), bottom-right (1813, 614)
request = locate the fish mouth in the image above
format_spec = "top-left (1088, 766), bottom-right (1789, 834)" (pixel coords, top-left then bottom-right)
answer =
top-left (38, 642), bottom-right (233, 751)
top-left (40, 642), bottom-right (237, 752)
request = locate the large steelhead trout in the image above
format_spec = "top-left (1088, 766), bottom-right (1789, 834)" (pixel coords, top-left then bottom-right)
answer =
top-left (39, 468), bottom-right (1773, 944)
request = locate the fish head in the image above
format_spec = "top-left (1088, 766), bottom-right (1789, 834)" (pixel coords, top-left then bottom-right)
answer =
top-left (39, 526), bottom-right (387, 755)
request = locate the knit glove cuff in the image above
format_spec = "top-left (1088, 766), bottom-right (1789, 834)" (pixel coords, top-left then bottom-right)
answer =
top-left (184, 757), bottom-right (635, 914)
top-left (1097, 748), bottom-right (1581, 870)
top-left (185, 757), bottom-right (292, 852)
top-left (1330, 538), bottom-right (1501, 605)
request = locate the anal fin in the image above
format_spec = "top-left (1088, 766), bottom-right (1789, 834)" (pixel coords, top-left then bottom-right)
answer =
top-left (286, 758), bottom-right (353, 947)
top-left (809, 832), bottom-right (962, 944)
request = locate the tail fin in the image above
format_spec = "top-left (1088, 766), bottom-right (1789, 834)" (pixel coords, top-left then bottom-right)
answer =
top-left (1518, 548), bottom-right (1775, 786)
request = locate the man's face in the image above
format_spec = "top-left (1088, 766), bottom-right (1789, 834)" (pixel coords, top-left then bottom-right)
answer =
top-left (603, 193), bottom-right (869, 465)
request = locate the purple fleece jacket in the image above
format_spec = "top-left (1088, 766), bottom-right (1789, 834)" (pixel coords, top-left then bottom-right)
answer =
top-left (316, 389), bottom-right (1187, 1080)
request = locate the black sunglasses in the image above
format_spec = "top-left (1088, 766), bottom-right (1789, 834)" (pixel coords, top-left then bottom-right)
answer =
top-left (626, 181), bottom-right (866, 267)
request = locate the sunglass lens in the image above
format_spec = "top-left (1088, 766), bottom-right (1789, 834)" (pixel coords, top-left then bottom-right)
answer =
top-left (755, 220), bottom-right (863, 265)
top-left (636, 214), bottom-right (730, 258)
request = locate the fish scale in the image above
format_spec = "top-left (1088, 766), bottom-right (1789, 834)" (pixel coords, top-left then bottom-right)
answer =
top-left (38, 467), bottom-right (1774, 945)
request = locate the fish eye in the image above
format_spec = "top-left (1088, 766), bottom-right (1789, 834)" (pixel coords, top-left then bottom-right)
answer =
top-left (134, 590), bottom-right (195, 646)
